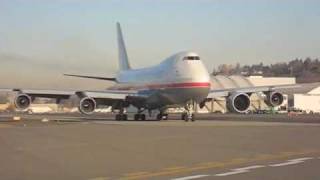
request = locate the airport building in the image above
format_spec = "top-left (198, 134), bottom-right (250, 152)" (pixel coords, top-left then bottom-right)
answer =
top-left (293, 85), bottom-right (320, 113)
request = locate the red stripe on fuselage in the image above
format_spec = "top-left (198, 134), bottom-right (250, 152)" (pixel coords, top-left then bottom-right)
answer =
top-left (111, 82), bottom-right (211, 91)
top-left (148, 82), bottom-right (210, 89)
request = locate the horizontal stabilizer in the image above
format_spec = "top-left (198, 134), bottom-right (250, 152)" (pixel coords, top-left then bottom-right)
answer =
top-left (64, 74), bottom-right (116, 81)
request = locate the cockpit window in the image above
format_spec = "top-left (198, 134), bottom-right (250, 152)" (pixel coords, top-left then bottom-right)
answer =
top-left (183, 56), bottom-right (200, 60)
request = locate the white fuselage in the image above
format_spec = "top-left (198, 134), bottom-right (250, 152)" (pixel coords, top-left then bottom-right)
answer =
top-left (110, 52), bottom-right (211, 109)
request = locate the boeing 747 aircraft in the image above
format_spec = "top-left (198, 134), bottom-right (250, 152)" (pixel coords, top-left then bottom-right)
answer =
top-left (1, 23), bottom-right (297, 121)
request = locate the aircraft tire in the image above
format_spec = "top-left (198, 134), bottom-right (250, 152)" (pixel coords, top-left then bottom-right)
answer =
top-left (122, 114), bottom-right (128, 121)
top-left (156, 114), bottom-right (162, 121)
top-left (141, 114), bottom-right (146, 121)
top-left (134, 114), bottom-right (139, 121)
top-left (115, 114), bottom-right (120, 121)
top-left (116, 114), bottom-right (127, 121)
top-left (191, 114), bottom-right (195, 122)
top-left (181, 113), bottom-right (186, 121)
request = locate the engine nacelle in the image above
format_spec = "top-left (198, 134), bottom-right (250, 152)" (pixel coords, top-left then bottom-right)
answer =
top-left (227, 93), bottom-right (251, 113)
top-left (78, 97), bottom-right (96, 114)
top-left (14, 94), bottom-right (31, 110)
top-left (264, 91), bottom-right (284, 107)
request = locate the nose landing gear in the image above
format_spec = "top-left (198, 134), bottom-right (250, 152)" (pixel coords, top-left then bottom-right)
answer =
top-left (181, 113), bottom-right (194, 122)
top-left (182, 100), bottom-right (195, 122)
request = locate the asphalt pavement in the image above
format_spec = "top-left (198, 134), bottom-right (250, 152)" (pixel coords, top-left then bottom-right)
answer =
top-left (0, 113), bottom-right (319, 180)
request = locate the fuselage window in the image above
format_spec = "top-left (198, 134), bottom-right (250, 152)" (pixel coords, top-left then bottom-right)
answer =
top-left (183, 56), bottom-right (200, 60)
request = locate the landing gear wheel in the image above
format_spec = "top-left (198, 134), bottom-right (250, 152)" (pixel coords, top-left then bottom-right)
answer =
top-left (141, 114), bottom-right (146, 121)
top-left (156, 114), bottom-right (162, 121)
top-left (116, 114), bottom-right (120, 121)
top-left (191, 114), bottom-right (195, 122)
top-left (134, 114), bottom-right (146, 121)
top-left (183, 113), bottom-right (194, 122)
top-left (184, 113), bottom-right (189, 122)
top-left (184, 100), bottom-right (196, 122)
top-left (116, 114), bottom-right (127, 121)
top-left (134, 114), bottom-right (139, 121)
top-left (181, 113), bottom-right (186, 121)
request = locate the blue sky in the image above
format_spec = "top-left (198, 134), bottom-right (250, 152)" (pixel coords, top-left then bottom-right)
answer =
top-left (0, 0), bottom-right (319, 89)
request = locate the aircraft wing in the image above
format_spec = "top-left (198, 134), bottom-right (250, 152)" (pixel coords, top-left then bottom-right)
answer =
top-left (9, 88), bottom-right (141, 100)
top-left (207, 84), bottom-right (300, 98)
top-left (0, 88), bottom-right (147, 114)
top-left (0, 88), bottom-right (14, 92)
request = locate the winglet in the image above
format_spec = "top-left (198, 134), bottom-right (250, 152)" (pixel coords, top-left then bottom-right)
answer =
top-left (117, 22), bottom-right (131, 71)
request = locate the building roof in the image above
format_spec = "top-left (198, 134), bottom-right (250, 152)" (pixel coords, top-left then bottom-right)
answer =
top-left (308, 86), bottom-right (320, 95)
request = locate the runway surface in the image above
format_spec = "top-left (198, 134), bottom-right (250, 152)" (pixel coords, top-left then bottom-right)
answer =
top-left (0, 113), bottom-right (320, 180)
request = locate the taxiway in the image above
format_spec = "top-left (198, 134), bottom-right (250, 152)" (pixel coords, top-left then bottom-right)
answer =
top-left (0, 113), bottom-right (319, 180)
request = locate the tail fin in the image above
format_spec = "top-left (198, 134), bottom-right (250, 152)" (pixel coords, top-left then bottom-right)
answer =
top-left (117, 22), bottom-right (131, 71)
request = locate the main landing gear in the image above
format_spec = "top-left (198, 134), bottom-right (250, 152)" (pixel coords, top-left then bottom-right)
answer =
top-left (115, 108), bottom-right (127, 121)
top-left (182, 100), bottom-right (195, 122)
top-left (115, 113), bottom-right (127, 121)
top-left (134, 113), bottom-right (146, 121)
top-left (133, 108), bottom-right (146, 121)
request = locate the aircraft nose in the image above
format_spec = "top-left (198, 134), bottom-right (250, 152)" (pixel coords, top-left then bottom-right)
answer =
top-left (189, 61), bottom-right (211, 83)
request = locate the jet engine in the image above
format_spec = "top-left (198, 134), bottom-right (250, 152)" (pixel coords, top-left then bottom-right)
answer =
top-left (78, 97), bottom-right (96, 114)
top-left (227, 93), bottom-right (251, 113)
top-left (264, 91), bottom-right (284, 107)
top-left (14, 94), bottom-right (31, 110)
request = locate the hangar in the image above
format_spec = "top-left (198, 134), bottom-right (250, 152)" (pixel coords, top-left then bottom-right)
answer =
top-left (294, 86), bottom-right (320, 113)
